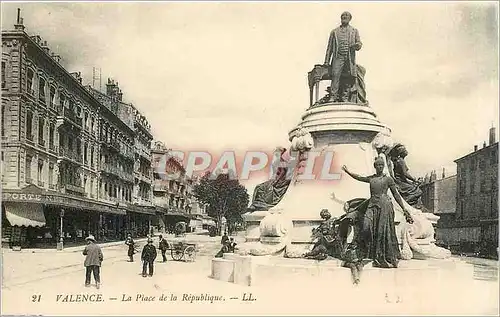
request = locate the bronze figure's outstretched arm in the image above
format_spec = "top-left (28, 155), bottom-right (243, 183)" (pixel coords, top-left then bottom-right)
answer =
top-left (341, 165), bottom-right (370, 183)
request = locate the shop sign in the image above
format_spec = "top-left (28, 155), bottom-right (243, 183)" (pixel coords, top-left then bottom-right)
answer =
top-left (2, 192), bottom-right (122, 214)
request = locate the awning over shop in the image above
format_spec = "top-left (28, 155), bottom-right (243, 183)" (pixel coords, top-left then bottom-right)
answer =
top-left (4, 203), bottom-right (46, 227)
top-left (127, 204), bottom-right (156, 216)
top-left (166, 212), bottom-right (191, 217)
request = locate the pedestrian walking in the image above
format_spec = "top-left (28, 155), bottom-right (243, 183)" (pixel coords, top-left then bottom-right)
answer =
top-left (141, 238), bottom-right (157, 277)
top-left (82, 235), bottom-right (103, 289)
top-left (158, 235), bottom-right (169, 262)
top-left (125, 234), bottom-right (135, 262)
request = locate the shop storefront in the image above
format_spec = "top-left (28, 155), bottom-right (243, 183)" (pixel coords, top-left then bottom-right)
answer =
top-left (125, 205), bottom-right (156, 238)
top-left (164, 211), bottom-right (192, 234)
top-left (2, 186), bottom-right (127, 248)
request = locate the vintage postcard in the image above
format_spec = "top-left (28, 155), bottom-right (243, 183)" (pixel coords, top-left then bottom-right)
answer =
top-left (1, 1), bottom-right (499, 316)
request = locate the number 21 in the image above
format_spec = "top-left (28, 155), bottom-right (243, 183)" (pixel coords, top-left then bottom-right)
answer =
top-left (31, 295), bottom-right (41, 302)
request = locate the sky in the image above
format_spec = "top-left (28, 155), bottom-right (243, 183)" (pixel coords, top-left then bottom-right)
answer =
top-left (2, 1), bottom-right (499, 192)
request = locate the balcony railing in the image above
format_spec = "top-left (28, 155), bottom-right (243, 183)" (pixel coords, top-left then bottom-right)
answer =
top-left (63, 183), bottom-right (85, 194)
top-left (100, 164), bottom-right (134, 182)
top-left (119, 143), bottom-right (135, 160)
top-left (48, 143), bottom-right (57, 153)
top-left (59, 147), bottom-right (83, 163)
top-left (153, 182), bottom-right (169, 192)
top-left (57, 107), bottom-right (82, 127)
top-left (38, 139), bottom-right (46, 147)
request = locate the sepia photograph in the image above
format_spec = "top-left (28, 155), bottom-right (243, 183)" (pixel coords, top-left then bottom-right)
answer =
top-left (1, 1), bottom-right (499, 316)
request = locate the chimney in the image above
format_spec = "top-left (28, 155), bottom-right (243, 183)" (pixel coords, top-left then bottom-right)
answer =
top-left (474, 145), bottom-right (478, 151)
top-left (117, 90), bottom-right (123, 101)
top-left (442, 168), bottom-right (446, 179)
top-left (483, 141), bottom-right (487, 149)
top-left (41, 41), bottom-right (50, 54)
top-left (106, 78), bottom-right (116, 96)
top-left (14, 9), bottom-right (25, 31)
top-left (489, 127), bottom-right (496, 145)
top-left (429, 170), bottom-right (436, 182)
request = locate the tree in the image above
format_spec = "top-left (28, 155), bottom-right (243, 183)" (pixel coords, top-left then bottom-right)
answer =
top-left (193, 172), bottom-right (249, 235)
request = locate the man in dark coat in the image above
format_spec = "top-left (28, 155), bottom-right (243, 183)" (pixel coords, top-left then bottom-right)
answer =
top-left (158, 235), bottom-right (169, 262)
top-left (125, 234), bottom-right (135, 262)
top-left (82, 235), bottom-right (103, 289)
top-left (221, 232), bottom-right (229, 245)
top-left (215, 240), bottom-right (231, 258)
top-left (141, 238), bottom-right (157, 277)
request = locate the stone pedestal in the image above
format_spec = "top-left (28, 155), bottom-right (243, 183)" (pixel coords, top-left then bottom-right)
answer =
top-left (242, 211), bottom-right (269, 242)
top-left (278, 103), bottom-right (390, 249)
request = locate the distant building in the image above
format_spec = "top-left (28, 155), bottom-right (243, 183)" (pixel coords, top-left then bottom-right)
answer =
top-left (421, 172), bottom-right (457, 245)
top-left (431, 127), bottom-right (498, 257)
top-left (421, 171), bottom-right (457, 215)
top-left (150, 141), bottom-right (213, 233)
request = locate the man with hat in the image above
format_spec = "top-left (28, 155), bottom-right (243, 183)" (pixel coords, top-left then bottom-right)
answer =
top-left (158, 234), bottom-right (169, 262)
top-left (141, 238), bottom-right (157, 277)
top-left (82, 234), bottom-right (103, 289)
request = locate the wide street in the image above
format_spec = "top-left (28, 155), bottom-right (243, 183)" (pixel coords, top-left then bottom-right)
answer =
top-left (2, 233), bottom-right (499, 316)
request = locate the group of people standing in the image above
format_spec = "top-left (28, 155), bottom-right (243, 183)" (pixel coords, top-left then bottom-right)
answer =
top-left (125, 234), bottom-right (170, 277)
top-left (81, 233), bottom-right (173, 288)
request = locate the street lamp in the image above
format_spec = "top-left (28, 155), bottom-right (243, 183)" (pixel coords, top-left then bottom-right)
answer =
top-left (57, 209), bottom-right (65, 251)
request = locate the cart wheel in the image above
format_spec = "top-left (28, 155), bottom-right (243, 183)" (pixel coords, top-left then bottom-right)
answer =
top-left (184, 245), bottom-right (196, 262)
top-left (171, 248), bottom-right (183, 261)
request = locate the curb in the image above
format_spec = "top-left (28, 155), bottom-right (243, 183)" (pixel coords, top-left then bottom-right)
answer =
top-left (2, 238), bottom-right (151, 254)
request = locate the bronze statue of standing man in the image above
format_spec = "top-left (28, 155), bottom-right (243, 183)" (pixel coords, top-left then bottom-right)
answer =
top-left (324, 12), bottom-right (362, 102)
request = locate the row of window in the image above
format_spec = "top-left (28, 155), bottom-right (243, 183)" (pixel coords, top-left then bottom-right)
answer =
top-left (458, 174), bottom-right (498, 195)
top-left (456, 196), bottom-right (498, 219)
top-left (25, 155), bottom-right (55, 188)
top-left (1, 61), bottom-right (5, 89)
top-left (23, 152), bottom-right (143, 202)
top-left (26, 68), bottom-right (98, 134)
top-left (100, 180), bottom-right (133, 203)
top-left (458, 150), bottom-right (498, 174)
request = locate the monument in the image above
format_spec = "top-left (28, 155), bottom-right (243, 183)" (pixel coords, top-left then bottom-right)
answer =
top-left (212, 12), bottom-right (466, 289)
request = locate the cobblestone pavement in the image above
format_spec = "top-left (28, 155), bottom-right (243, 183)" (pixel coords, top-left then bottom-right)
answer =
top-left (2, 235), bottom-right (498, 316)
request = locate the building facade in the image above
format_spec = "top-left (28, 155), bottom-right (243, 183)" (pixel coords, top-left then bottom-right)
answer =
top-left (421, 171), bottom-right (457, 215)
top-left (452, 128), bottom-right (498, 256)
top-left (428, 127), bottom-right (498, 257)
top-left (87, 80), bottom-right (155, 239)
top-left (1, 14), bottom-right (153, 248)
top-left (151, 141), bottom-right (211, 233)
top-left (420, 171), bottom-right (457, 246)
